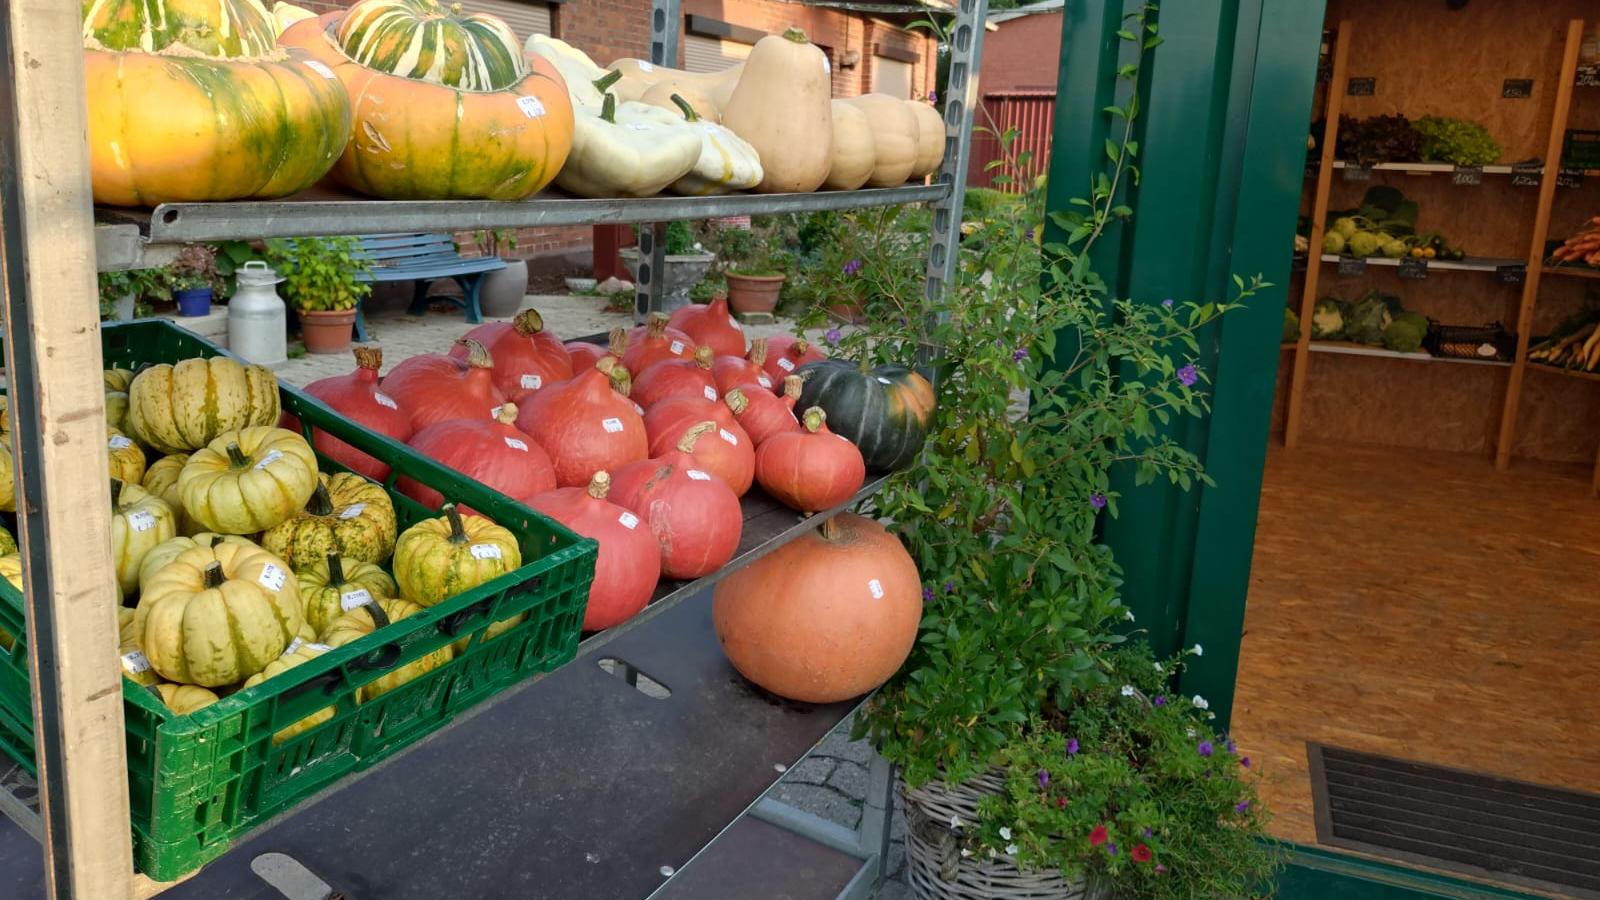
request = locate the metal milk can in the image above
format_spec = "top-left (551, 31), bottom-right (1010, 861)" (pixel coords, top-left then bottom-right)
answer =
top-left (227, 261), bottom-right (288, 368)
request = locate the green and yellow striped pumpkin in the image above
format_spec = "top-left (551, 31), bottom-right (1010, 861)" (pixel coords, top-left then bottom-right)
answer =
top-left (335, 0), bottom-right (525, 91)
top-left (321, 597), bottom-right (453, 702)
top-left (125, 357), bottom-right (282, 455)
top-left (392, 505), bottom-right (520, 607)
top-left (241, 641), bottom-right (336, 742)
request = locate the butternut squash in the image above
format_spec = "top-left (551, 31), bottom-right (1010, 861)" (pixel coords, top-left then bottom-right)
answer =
top-left (907, 100), bottom-right (945, 177)
top-left (609, 58), bottom-right (744, 107)
top-left (844, 93), bottom-right (917, 188)
top-left (824, 100), bottom-right (874, 191)
top-left (721, 29), bottom-right (832, 194)
top-left (641, 80), bottom-right (722, 124)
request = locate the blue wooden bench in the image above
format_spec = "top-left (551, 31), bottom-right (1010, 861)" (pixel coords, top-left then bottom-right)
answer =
top-left (350, 233), bottom-right (507, 342)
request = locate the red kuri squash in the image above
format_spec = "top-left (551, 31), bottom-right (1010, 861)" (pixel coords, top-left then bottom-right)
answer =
top-left (398, 403), bottom-right (556, 513)
top-left (729, 375), bottom-right (802, 446)
top-left (453, 308), bottom-right (573, 402)
top-left (382, 338), bottom-right (507, 431)
top-left (611, 423), bottom-right (742, 580)
top-left (567, 327), bottom-right (626, 373)
top-left (763, 335), bottom-right (826, 387)
top-left (712, 338), bottom-right (773, 393)
top-left (530, 471), bottom-right (659, 630)
top-left (633, 345), bottom-right (719, 410)
top-left (645, 392), bottom-right (754, 495)
top-left (283, 346), bottom-right (412, 481)
top-left (622, 312), bottom-right (694, 375)
top-left (712, 513), bottom-right (921, 703)
top-left (755, 407), bottom-right (864, 512)
top-left (668, 294), bottom-right (746, 358)
top-left (517, 359), bottom-right (648, 487)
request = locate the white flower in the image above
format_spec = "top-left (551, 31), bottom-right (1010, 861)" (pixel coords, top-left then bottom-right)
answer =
top-left (1186, 727), bottom-right (1197, 738)
top-left (950, 815), bottom-right (962, 830)
top-left (960, 849), bottom-right (973, 858)
top-left (1191, 643), bottom-right (1203, 657)
top-left (987, 847), bottom-right (997, 858)
top-left (1192, 694), bottom-right (1209, 710)
top-left (999, 826), bottom-right (1012, 841)
top-left (1153, 662), bottom-right (1163, 673)
top-left (1123, 609), bottom-right (1135, 621)
top-left (1006, 843), bottom-right (1020, 856)
top-left (1120, 685), bottom-right (1136, 697)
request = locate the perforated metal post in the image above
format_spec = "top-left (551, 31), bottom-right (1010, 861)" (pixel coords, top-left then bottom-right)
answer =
top-left (634, 0), bottom-right (683, 322)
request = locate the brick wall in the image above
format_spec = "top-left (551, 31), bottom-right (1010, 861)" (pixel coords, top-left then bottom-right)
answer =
top-left (980, 11), bottom-right (1062, 93)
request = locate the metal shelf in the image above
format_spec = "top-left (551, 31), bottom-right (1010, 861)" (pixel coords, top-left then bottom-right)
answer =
top-left (1308, 340), bottom-right (1512, 367)
top-left (1318, 252), bottom-right (1525, 272)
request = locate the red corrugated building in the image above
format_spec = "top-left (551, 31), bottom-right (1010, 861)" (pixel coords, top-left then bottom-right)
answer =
top-left (969, 0), bottom-right (1061, 192)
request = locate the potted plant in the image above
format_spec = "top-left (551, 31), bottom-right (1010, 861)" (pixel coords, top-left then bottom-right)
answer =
top-left (267, 236), bottom-right (372, 354)
top-left (716, 221), bottom-right (789, 316)
top-left (467, 228), bottom-right (528, 318)
top-left (96, 266), bottom-right (173, 321)
top-left (170, 244), bottom-right (223, 317)
top-left (619, 222), bottom-right (715, 315)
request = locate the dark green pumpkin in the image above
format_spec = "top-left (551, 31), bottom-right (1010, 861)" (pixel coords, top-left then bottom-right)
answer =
top-left (795, 360), bottom-right (935, 472)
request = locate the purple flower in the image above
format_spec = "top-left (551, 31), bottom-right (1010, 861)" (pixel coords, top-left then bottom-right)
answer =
top-left (1176, 364), bottom-right (1198, 387)
top-left (1038, 769), bottom-right (1050, 788)
top-left (1012, 347), bottom-right (1028, 362)
top-left (1162, 298), bottom-right (1174, 309)
top-left (1235, 800), bottom-right (1251, 814)
top-left (1240, 757), bottom-right (1252, 768)
top-left (1066, 738), bottom-right (1080, 756)
top-left (1226, 740), bottom-right (1237, 754)
top-left (1143, 827), bottom-right (1153, 838)
top-left (944, 581), bottom-right (955, 594)
top-left (928, 90), bottom-right (938, 104)
top-left (1025, 228), bottom-right (1035, 241)
top-left (1197, 741), bottom-right (1214, 758)
top-left (843, 259), bottom-right (863, 276)
top-left (1153, 695), bottom-right (1167, 707)
top-left (1089, 493), bottom-right (1107, 510)
top-left (1106, 843), bottom-right (1119, 856)
top-left (922, 586), bottom-right (935, 602)
top-left (1155, 864), bottom-right (1168, 875)
top-left (824, 327), bottom-right (843, 345)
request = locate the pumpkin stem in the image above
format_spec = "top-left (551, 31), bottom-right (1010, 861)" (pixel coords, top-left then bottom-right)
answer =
top-left (783, 26), bottom-right (809, 43)
top-left (693, 345), bottom-right (714, 369)
top-left (599, 92), bottom-right (617, 124)
top-left (587, 470), bottom-right (612, 500)
top-left (782, 375), bottom-right (803, 399)
top-left (365, 598), bottom-right (392, 631)
top-left (201, 562), bottom-right (225, 590)
top-left (497, 402), bottom-right (519, 425)
top-left (677, 421), bottom-right (717, 453)
top-left (512, 308), bottom-right (545, 337)
top-left (607, 327), bottom-right (629, 358)
top-left (608, 365), bottom-right (633, 398)
top-left (596, 355), bottom-right (617, 376)
top-left (748, 338), bottom-right (768, 367)
top-left (327, 553), bottom-right (345, 587)
top-left (819, 515), bottom-right (842, 541)
top-left (353, 345), bottom-right (384, 372)
top-left (793, 338), bottom-right (810, 355)
top-left (443, 504), bottom-right (468, 544)
top-left (724, 388), bottom-right (748, 415)
top-left (669, 93), bottom-right (700, 122)
top-left (456, 338), bottom-right (494, 369)
top-left (225, 442), bottom-right (249, 468)
top-left (110, 478), bottom-right (122, 508)
top-left (802, 407), bottom-right (826, 433)
top-left (646, 312), bottom-right (671, 337)
top-left (594, 70), bottom-right (623, 93)
top-left (308, 482), bottom-right (333, 517)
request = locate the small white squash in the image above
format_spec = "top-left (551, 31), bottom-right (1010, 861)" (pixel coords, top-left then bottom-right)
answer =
top-left (907, 100), bottom-right (945, 177)
top-left (824, 100), bottom-right (875, 191)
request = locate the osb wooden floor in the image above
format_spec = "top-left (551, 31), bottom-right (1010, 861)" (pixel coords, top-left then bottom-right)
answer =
top-left (1232, 443), bottom-right (1600, 847)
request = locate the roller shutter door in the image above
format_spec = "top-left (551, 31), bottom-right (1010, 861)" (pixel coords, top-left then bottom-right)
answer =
top-left (874, 57), bottom-right (912, 99)
top-left (683, 34), bottom-right (754, 74)
top-left (455, 0), bottom-right (551, 44)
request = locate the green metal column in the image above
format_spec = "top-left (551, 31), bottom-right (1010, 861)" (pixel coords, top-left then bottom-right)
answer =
top-left (1044, 0), bottom-right (1324, 727)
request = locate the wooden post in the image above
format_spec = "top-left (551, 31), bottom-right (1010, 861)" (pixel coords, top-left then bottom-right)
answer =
top-left (0, 0), bottom-right (134, 896)
top-left (1283, 20), bottom-right (1352, 449)
top-left (1495, 19), bottom-right (1586, 472)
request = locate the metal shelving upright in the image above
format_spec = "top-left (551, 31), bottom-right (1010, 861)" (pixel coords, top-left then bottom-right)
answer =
top-left (0, 0), bottom-right (986, 895)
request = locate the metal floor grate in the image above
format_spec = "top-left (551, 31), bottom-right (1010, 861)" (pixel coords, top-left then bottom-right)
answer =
top-left (1310, 744), bottom-right (1600, 898)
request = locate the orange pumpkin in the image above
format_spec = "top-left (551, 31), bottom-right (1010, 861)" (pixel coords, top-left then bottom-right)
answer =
top-left (279, 3), bottom-right (574, 200)
top-left (712, 513), bottom-right (921, 703)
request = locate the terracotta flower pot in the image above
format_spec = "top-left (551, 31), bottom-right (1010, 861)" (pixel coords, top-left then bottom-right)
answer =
top-left (726, 272), bottom-right (786, 316)
top-left (299, 308), bottom-right (356, 354)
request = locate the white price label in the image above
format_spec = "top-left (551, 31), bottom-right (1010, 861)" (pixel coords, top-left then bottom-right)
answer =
top-left (703, 386), bottom-right (718, 401)
top-left (520, 373), bottom-right (543, 391)
top-left (719, 428), bottom-right (739, 446)
top-left (339, 503), bottom-right (367, 520)
top-left (777, 358), bottom-right (795, 371)
top-left (254, 449), bottom-right (284, 470)
top-left (340, 588), bottom-right (374, 611)
top-left (306, 642), bottom-right (334, 653)
top-left (868, 579), bottom-right (884, 599)
top-left (670, 340), bottom-right (686, 355)
top-left (686, 470), bottom-right (712, 481)
top-left (469, 543), bottom-right (503, 560)
top-left (633, 403), bottom-right (645, 415)
top-left (516, 95), bottom-right (547, 118)
top-left (638, 61), bottom-right (654, 72)
top-left (626, 122), bottom-right (653, 132)
top-left (304, 59), bottom-right (337, 79)
top-left (617, 511), bottom-right (639, 529)
top-left (601, 417), bottom-right (624, 433)
top-left (758, 374), bottom-right (772, 388)
top-left (504, 436), bottom-right (529, 452)
top-left (876, 376), bottom-right (892, 385)
top-left (258, 563), bottom-right (287, 592)
top-left (120, 650), bottom-right (151, 675)
top-left (283, 636), bottom-right (306, 655)
top-left (126, 510), bottom-right (157, 533)
top-left (109, 435), bottom-right (134, 450)
top-left (490, 405), bottom-right (503, 419)
top-left (374, 392), bottom-right (399, 410)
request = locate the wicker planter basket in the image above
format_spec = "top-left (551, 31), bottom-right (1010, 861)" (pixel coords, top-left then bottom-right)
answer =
top-left (903, 770), bottom-right (1105, 900)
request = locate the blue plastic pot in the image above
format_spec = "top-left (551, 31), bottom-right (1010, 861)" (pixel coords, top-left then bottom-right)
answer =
top-left (175, 287), bottom-right (212, 317)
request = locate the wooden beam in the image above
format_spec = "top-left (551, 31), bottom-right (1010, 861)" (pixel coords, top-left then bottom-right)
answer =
top-left (1494, 18), bottom-right (1585, 473)
top-left (0, 0), bottom-right (134, 896)
top-left (1283, 21), bottom-right (1351, 449)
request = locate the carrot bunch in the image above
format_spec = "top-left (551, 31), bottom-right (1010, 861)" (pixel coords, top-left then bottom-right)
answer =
top-left (1551, 216), bottom-right (1600, 268)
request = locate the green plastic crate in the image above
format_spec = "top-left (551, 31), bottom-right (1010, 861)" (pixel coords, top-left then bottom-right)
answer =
top-left (0, 319), bottom-right (596, 879)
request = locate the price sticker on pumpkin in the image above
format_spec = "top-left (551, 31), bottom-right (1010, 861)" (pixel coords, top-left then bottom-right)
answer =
top-left (633, 403), bottom-right (645, 415)
top-left (719, 428), bottom-right (739, 446)
top-left (686, 470), bottom-right (712, 481)
top-left (127, 510), bottom-right (158, 533)
top-left (602, 417), bottom-right (625, 433)
top-left (670, 341), bottom-right (686, 355)
top-left (516, 96), bottom-right (546, 119)
top-left (283, 636), bottom-right (306, 655)
top-left (254, 450), bottom-right (284, 470)
top-left (339, 503), bottom-right (367, 520)
top-left (520, 373), bottom-right (543, 391)
top-left (876, 376), bottom-right (892, 385)
top-left (469, 543), bottom-right (503, 560)
top-left (777, 358), bottom-right (795, 372)
top-left (638, 61), bottom-right (654, 72)
top-left (374, 392), bottom-right (399, 410)
top-left (703, 386), bottom-right (718, 401)
top-left (503, 436), bottom-right (529, 452)
top-left (120, 650), bottom-right (151, 675)
top-left (617, 511), bottom-right (640, 530)
top-left (627, 122), bottom-right (653, 132)
top-left (306, 642), bottom-right (334, 653)
top-left (868, 579), bottom-right (884, 599)
top-left (758, 374), bottom-right (772, 388)
top-left (258, 563), bottom-right (287, 592)
top-left (302, 59), bottom-right (336, 79)
top-left (490, 405), bottom-right (504, 419)
top-left (340, 588), bottom-right (374, 611)
top-left (108, 435), bottom-right (133, 450)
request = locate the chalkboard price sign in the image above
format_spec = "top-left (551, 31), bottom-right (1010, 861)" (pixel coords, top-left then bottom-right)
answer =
top-left (1451, 166), bottom-right (1483, 186)
top-left (1338, 255), bottom-right (1367, 276)
top-left (1397, 257), bottom-right (1429, 280)
top-left (1557, 170), bottom-right (1584, 189)
top-left (1347, 77), bottom-right (1376, 96)
top-left (1577, 67), bottom-right (1600, 88)
top-left (1496, 264), bottom-right (1526, 284)
top-left (1510, 163), bottom-right (1542, 187)
top-left (1502, 79), bottom-right (1534, 99)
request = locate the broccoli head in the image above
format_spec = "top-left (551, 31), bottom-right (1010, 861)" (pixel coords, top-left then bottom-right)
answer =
top-left (1383, 318), bottom-right (1427, 353)
top-left (1345, 297), bottom-right (1393, 345)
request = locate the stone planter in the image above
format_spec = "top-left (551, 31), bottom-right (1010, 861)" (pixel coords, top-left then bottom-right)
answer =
top-left (618, 249), bottom-right (714, 316)
top-left (480, 258), bottom-right (529, 318)
top-left (298, 308), bottom-right (356, 354)
top-left (726, 272), bottom-right (786, 316)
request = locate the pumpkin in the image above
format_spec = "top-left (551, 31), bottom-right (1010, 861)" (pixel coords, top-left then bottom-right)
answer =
top-left (669, 295), bottom-right (745, 358)
top-left (105, 391), bottom-right (130, 432)
top-left (640, 80), bottom-right (721, 123)
top-left (106, 429), bottom-right (147, 486)
top-left (261, 472), bottom-right (398, 569)
top-left (721, 29), bottom-right (832, 194)
top-left (712, 339), bottom-right (773, 393)
top-left (285, 346), bottom-right (414, 482)
top-left (0, 437), bottom-right (12, 513)
top-left (117, 607), bottom-right (159, 687)
top-left (153, 683), bottom-right (222, 716)
top-left (104, 368), bottom-right (136, 393)
top-left (633, 346), bottom-right (719, 410)
top-left (622, 313), bottom-right (695, 375)
top-left (796, 360), bottom-right (934, 472)
top-left (611, 423), bottom-right (742, 580)
top-left (729, 376), bottom-right (802, 446)
top-left (398, 403), bottom-right (557, 513)
top-left (906, 99), bottom-right (945, 178)
top-left (567, 327), bottom-right (626, 373)
top-left (141, 454), bottom-right (204, 536)
top-left (321, 597), bottom-right (453, 701)
top-left (530, 471), bottom-right (659, 630)
top-left (138, 543), bottom-right (307, 686)
top-left (298, 552), bottom-right (398, 635)
top-left (0, 525), bottom-right (15, 557)
top-left (609, 57), bottom-right (743, 109)
top-left (517, 359), bottom-right (649, 488)
top-left (111, 479), bottom-right (178, 598)
top-left (755, 408), bottom-right (865, 513)
top-left (712, 513), bottom-right (921, 703)
top-left (82, 0), bottom-right (351, 206)
top-left (0, 554), bottom-right (20, 591)
top-left (381, 338), bottom-right (508, 432)
top-left (763, 336), bottom-right (826, 385)
top-left (823, 99), bottom-right (875, 191)
top-left (138, 533), bottom-right (256, 591)
top-left (125, 357), bottom-right (282, 455)
top-left (454, 308), bottom-right (574, 402)
top-left (843, 94), bottom-right (918, 188)
top-left (643, 392), bottom-right (754, 494)
top-left (279, 2), bottom-right (574, 200)
top-left (240, 641), bottom-right (335, 743)
top-left (393, 505), bottom-right (521, 607)
top-left (178, 427), bottom-right (319, 534)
